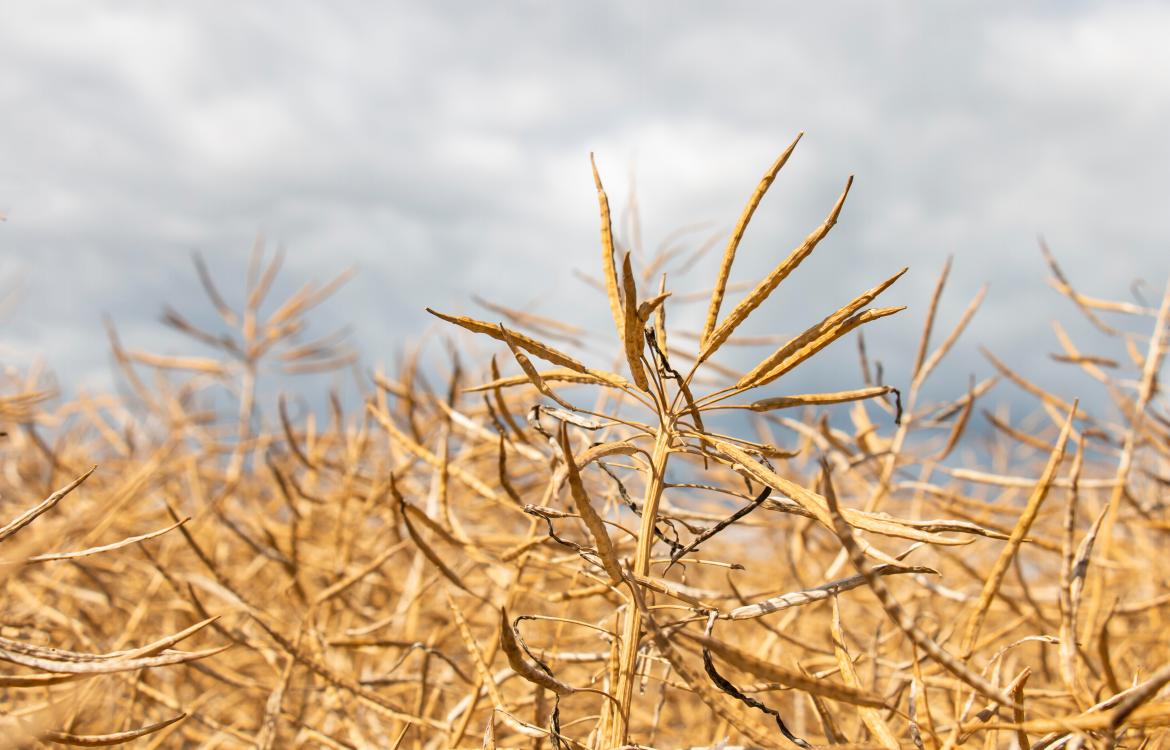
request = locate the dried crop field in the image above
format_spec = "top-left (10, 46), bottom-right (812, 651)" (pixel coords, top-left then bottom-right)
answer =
top-left (2, 141), bottom-right (1169, 749)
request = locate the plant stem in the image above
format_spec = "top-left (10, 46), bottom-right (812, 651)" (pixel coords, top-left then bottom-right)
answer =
top-left (607, 426), bottom-right (671, 747)
top-left (226, 364), bottom-right (256, 486)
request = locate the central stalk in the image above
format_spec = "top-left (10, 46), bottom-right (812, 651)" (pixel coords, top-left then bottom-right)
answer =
top-left (607, 426), bottom-right (671, 747)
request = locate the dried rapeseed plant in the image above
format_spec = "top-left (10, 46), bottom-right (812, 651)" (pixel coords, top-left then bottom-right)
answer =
top-left (427, 137), bottom-right (1020, 747)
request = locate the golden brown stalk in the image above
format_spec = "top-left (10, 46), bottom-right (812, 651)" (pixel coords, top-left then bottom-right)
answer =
top-left (983, 409), bottom-right (1052, 451)
top-left (21, 517), bottom-right (187, 563)
top-left (1011, 667), bottom-right (1032, 750)
top-left (959, 403), bottom-right (1076, 658)
top-left (369, 402), bottom-right (505, 506)
top-left (743, 306), bottom-right (906, 390)
top-left (679, 630), bottom-right (888, 708)
top-left (498, 608), bottom-right (577, 696)
top-left (608, 428), bottom-right (671, 746)
top-left (393, 476), bottom-right (480, 600)
top-left (0, 466), bottom-right (96, 542)
top-left (739, 386), bottom-right (894, 413)
top-left (0, 644), bottom-right (232, 675)
top-left (912, 255), bottom-right (952, 380)
top-left (448, 594), bottom-right (507, 713)
top-left (464, 367), bottom-right (630, 392)
top-left (124, 351), bottom-right (228, 376)
top-left (728, 565), bottom-right (933, 620)
top-left (654, 273), bottom-right (668, 354)
top-left (701, 132), bottom-right (804, 347)
top-left (934, 376), bottom-right (976, 462)
top-left (620, 252), bottom-right (651, 391)
top-left (501, 326), bottom-right (579, 412)
top-left (637, 291), bottom-right (671, 323)
top-left (736, 267), bottom-right (907, 388)
top-left (39, 714), bottom-right (187, 747)
top-left (1039, 237), bottom-right (1119, 335)
top-left (982, 347), bottom-right (1083, 421)
top-left (591, 154), bottom-right (627, 346)
top-left (191, 250), bottom-right (237, 325)
top-left (910, 645), bottom-right (937, 750)
top-left (246, 245), bottom-right (284, 312)
top-left (473, 295), bottom-right (587, 339)
top-left (256, 653), bottom-right (296, 750)
top-left (830, 597), bottom-right (901, 749)
top-left (626, 572), bottom-right (719, 609)
top-left (914, 284), bottom-right (986, 389)
top-left (557, 425), bottom-right (623, 583)
top-left (1058, 437), bottom-right (1087, 709)
top-left (1110, 661), bottom-right (1170, 731)
top-left (703, 436), bottom-right (968, 554)
top-left (699, 176), bottom-right (854, 363)
top-left (426, 309), bottom-right (589, 372)
top-left (1084, 278), bottom-right (1170, 643)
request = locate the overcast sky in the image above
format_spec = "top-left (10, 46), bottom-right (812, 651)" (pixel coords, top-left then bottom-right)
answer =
top-left (2, 2), bottom-right (1167, 418)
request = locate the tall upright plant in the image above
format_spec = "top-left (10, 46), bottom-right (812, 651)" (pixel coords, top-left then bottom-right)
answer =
top-left (426, 136), bottom-right (1011, 747)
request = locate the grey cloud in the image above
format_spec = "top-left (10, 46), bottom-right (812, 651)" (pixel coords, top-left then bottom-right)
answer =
top-left (1, 1), bottom-right (1167, 418)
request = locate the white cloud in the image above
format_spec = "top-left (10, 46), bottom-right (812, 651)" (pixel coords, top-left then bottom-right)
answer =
top-left (0, 1), bottom-right (1166, 416)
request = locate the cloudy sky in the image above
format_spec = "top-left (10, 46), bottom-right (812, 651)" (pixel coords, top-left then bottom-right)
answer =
top-left (2, 2), bottom-right (1167, 416)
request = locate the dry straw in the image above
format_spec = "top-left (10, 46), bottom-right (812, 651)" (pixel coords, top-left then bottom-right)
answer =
top-left (2, 143), bottom-right (1169, 749)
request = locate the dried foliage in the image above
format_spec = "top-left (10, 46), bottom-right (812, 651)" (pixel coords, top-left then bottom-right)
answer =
top-left (2, 144), bottom-right (1170, 750)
